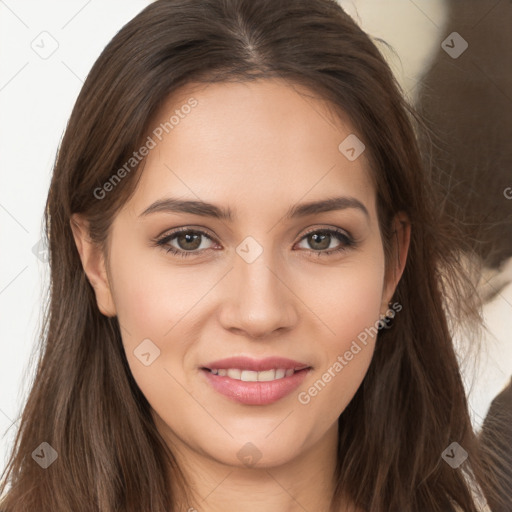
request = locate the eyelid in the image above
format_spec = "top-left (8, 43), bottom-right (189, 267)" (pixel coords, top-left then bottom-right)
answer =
top-left (300, 225), bottom-right (353, 240)
top-left (152, 225), bottom-right (357, 257)
top-left (153, 226), bottom-right (218, 254)
top-left (154, 224), bottom-right (353, 243)
top-left (155, 226), bottom-right (216, 242)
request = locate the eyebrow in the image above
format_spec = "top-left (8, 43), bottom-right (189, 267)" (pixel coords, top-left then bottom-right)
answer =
top-left (139, 195), bottom-right (370, 221)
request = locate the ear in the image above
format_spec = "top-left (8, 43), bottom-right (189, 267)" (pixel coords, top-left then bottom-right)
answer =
top-left (381, 211), bottom-right (410, 314)
top-left (70, 214), bottom-right (117, 317)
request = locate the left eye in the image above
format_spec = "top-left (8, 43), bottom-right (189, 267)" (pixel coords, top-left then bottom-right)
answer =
top-left (154, 227), bottom-right (355, 258)
top-left (296, 229), bottom-right (353, 253)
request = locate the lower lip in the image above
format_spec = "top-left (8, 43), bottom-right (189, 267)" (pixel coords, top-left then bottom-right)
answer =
top-left (202, 368), bottom-right (311, 405)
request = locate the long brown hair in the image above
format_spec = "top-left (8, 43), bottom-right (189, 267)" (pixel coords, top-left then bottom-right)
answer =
top-left (0, 0), bottom-right (508, 510)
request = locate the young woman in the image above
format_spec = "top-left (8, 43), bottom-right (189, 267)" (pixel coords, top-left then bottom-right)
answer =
top-left (0, 0), bottom-right (508, 510)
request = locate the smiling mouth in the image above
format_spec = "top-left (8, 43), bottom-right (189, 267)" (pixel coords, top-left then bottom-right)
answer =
top-left (202, 367), bottom-right (310, 382)
top-left (201, 365), bottom-right (312, 405)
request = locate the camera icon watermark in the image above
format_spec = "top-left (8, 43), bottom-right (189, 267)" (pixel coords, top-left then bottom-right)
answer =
top-left (236, 236), bottom-right (263, 264)
top-left (30, 31), bottom-right (59, 60)
top-left (236, 442), bottom-right (262, 467)
top-left (32, 441), bottom-right (58, 469)
top-left (32, 237), bottom-right (49, 263)
top-left (134, 338), bottom-right (161, 366)
top-left (441, 32), bottom-right (468, 59)
top-left (338, 134), bottom-right (365, 161)
top-left (441, 441), bottom-right (468, 469)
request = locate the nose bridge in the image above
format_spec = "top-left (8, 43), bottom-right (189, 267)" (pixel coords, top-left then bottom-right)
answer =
top-left (219, 235), bottom-right (297, 337)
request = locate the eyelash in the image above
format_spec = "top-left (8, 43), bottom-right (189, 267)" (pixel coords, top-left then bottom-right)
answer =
top-left (152, 227), bottom-right (356, 259)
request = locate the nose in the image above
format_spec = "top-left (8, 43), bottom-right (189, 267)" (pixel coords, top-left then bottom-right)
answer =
top-left (217, 248), bottom-right (299, 340)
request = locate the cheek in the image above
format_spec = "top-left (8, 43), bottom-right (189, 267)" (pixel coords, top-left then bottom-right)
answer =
top-left (294, 250), bottom-right (385, 419)
top-left (109, 240), bottom-right (203, 340)
top-left (107, 250), bottom-right (204, 415)
top-left (107, 242), bottom-right (229, 398)
top-left (301, 247), bottom-right (386, 349)
top-left (331, 264), bottom-right (384, 342)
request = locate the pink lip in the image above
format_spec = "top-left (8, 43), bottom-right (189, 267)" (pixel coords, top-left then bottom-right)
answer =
top-left (202, 356), bottom-right (310, 372)
top-left (200, 356), bottom-right (312, 406)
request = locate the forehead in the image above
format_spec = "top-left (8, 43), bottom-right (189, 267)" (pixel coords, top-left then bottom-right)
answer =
top-left (122, 78), bottom-right (377, 222)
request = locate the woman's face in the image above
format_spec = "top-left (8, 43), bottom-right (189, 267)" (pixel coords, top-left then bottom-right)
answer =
top-left (74, 78), bottom-right (407, 470)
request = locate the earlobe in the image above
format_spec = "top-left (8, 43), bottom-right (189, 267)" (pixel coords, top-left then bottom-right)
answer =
top-left (69, 214), bottom-right (117, 317)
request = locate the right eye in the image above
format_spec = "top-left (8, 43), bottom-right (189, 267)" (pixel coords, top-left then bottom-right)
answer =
top-left (154, 228), bottom-right (218, 258)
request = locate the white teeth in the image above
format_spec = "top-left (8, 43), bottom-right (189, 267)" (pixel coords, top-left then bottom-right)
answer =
top-left (241, 370), bottom-right (258, 382)
top-left (226, 368), bottom-right (241, 379)
top-left (256, 369), bottom-right (276, 381)
top-left (209, 368), bottom-right (301, 381)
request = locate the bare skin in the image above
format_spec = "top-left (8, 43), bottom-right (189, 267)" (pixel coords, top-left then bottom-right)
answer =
top-left (71, 78), bottom-right (410, 512)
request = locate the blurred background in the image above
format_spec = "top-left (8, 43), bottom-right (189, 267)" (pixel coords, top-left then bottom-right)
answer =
top-left (1, 0), bottom-right (511, 468)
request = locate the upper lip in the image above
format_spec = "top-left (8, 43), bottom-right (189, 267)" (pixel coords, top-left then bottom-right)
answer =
top-left (202, 356), bottom-right (311, 372)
